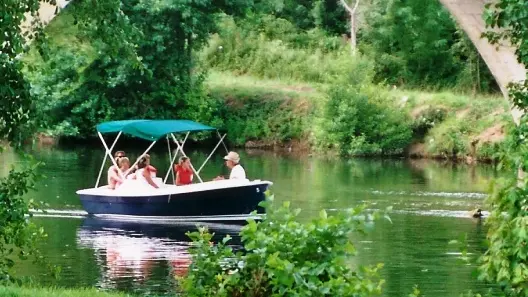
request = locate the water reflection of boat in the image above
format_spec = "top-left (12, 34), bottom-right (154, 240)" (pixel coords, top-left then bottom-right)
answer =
top-left (76, 217), bottom-right (242, 292)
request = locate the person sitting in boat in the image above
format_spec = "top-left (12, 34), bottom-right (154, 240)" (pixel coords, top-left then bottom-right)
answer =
top-left (107, 151), bottom-right (126, 189)
top-left (116, 157), bottom-right (137, 187)
top-left (136, 154), bottom-right (159, 189)
top-left (214, 151), bottom-right (246, 180)
top-left (174, 156), bottom-right (193, 186)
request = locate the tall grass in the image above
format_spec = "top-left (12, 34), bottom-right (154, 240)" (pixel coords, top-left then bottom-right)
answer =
top-left (0, 286), bottom-right (132, 297)
top-left (200, 16), bottom-right (370, 84)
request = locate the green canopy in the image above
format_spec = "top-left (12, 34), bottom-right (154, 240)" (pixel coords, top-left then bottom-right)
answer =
top-left (96, 120), bottom-right (216, 141)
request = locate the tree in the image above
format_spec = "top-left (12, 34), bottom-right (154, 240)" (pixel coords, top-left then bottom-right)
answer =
top-left (0, 0), bottom-right (54, 281)
top-left (31, 0), bottom-right (252, 137)
top-left (339, 0), bottom-right (360, 55)
top-left (312, 0), bottom-right (348, 36)
top-left (360, 0), bottom-right (494, 90)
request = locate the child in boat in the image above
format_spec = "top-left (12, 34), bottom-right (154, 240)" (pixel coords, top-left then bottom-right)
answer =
top-left (115, 157), bottom-right (135, 188)
top-left (174, 156), bottom-right (193, 186)
top-left (136, 154), bottom-right (159, 188)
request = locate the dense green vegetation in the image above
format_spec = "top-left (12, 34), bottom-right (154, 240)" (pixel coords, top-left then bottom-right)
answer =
top-left (0, 0), bottom-right (53, 282)
top-left (2, 0), bottom-right (528, 296)
top-left (181, 198), bottom-right (388, 296)
top-left (477, 1), bottom-right (528, 296)
top-left (22, 0), bottom-right (511, 160)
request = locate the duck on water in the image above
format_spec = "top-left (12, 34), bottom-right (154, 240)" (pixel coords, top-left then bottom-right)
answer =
top-left (76, 119), bottom-right (273, 220)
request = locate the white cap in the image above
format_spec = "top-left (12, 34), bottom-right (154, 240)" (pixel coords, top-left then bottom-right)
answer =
top-left (223, 151), bottom-right (240, 164)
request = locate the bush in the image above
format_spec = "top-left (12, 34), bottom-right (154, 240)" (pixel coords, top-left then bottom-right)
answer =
top-left (209, 88), bottom-right (312, 146)
top-left (315, 83), bottom-right (413, 156)
top-left (425, 118), bottom-right (471, 158)
top-left (180, 198), bottom-right (389, 297)
top-left (411, 107), bottom-right (448, 139)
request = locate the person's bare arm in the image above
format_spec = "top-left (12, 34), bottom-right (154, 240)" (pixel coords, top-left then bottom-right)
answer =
top-left (109, 169), bottom-right (123, 184)
top-left (175, 171), bottom-right (182, 186)
top-left (143, 169), bottom-right (159, 188)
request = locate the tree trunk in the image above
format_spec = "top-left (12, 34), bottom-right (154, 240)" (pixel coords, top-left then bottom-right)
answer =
top-left (340, 0), bottom-right (360, 56)
top-left (350, 13), bottom-right (356, 55)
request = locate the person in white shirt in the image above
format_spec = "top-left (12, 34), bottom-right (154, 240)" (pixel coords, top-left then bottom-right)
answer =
top-left (214, 151), bottom-right (246, 180)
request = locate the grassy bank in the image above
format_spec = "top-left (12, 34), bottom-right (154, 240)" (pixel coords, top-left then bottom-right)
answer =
top-left (206, 70), bottom-right (511, 161)
top-left (0, 286), bottom-right (132, 297)
top-left (205, 71), bottom-right (317, 149)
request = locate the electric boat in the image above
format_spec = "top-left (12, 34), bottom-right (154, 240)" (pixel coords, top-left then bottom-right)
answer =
top-left (76, 119), bottom-right (272, 220)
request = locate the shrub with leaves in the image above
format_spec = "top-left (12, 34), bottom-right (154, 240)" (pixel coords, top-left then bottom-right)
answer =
top-left (316, 82), bottom-right (412, 156)
top-left (0, 0), bottom-right (52, 282)
top-left (476, 0), bottom-right (528, 296)
top-left (411, 107), bottom-right (448, 139)
top-left (180, 199), bottom-right (388, 297)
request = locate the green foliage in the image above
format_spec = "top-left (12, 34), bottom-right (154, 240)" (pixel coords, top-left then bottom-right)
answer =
top-left (0, 0), bottom-right (52, 282)
top-left (316, 80), bottom-right (413, 156)
top-left (479, 120), bottom-right (528, 296)
top-left (26, 0), bottom-right (253, 137)
top-left (200, 15), bottom-right (349, 84)
top-left (477, 1), bottom-right (528, 296)
top-left (361, 0), bottom-right (496, 92)
top-left (210, 89), bottom-right (310, 146)
top-left (25, 47), bottom-right (87, 136)
top-left (312, 0), bottom-right (348, 35)
top-left (1, 0), bottom-right (51, 145)
top-left (483, 0), bottom-right (528, 67)
top-left (181, 199), bottom-right (388, 297)
top-left (0, 162), bottom-right (45, 281)
top-left (408, 285), bottom-right (421, 297)
top-left (250, 0), bottom-right (347, 35)
top-left (425, 118), bottom-right (471, 159)
top-left (411, 107), bottom-right (448, 139)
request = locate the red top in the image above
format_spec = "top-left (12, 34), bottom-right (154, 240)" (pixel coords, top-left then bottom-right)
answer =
top-left (175, 165), bottom-right (193, 185)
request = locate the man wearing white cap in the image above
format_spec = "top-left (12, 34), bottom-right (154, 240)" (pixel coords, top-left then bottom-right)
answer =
top-left (214, 151), bottom-right (246, 180)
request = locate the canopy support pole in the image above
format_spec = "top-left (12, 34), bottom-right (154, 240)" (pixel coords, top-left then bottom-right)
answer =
top-left (218, 131), bottom-right (229, 153)
top-left (165, 136), bottom-right (176, 184)
top-left (164, 133), bottom-right (189, 183)
top-left (97, 132), bottom-right (125, 182)
top-left (197, 133), bottom-right (227, 174)
top-left (171, 133), bottom-right (204, 183)
top-left (163, 132), bottom-right (190, 184)
top-left (124, 141), bottom-right (157, 177)
top-left (95, 131), bottom-right (122, 187)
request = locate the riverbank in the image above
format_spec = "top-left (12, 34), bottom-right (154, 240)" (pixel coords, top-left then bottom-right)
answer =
top-left (22, 3), bottom-right (512, 162)
top-left (203, 71), bottom-right (511, 162)
top-left (0, 286), bottom-right (133, 297)
top-left (33, 70), bottom-right (511, 162)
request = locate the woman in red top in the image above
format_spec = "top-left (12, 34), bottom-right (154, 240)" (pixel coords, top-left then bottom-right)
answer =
top-left (174, 156), bottom-right (193, 186)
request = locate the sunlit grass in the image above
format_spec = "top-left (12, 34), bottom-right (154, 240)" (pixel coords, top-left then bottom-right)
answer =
top-left (0, 286), bottom-right (134, 297)
top-left (205, 70), bottom-right (322, 99)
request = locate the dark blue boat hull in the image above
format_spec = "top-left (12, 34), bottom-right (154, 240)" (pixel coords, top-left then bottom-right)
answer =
top-left (79, 183), bottom-right (268, 216)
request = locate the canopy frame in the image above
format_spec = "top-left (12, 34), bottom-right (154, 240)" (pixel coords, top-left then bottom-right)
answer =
top-left (95, 131), bottom-right (122, 188)
top-left (93, 119), bottom-right (228, 188)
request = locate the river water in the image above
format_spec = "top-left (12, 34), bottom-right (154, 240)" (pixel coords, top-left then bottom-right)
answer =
top-left (3, 144), bottom-right (499, 296)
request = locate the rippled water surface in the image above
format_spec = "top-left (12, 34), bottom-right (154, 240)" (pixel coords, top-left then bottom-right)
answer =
top-left (2, 145), bottom-right (501, 296)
